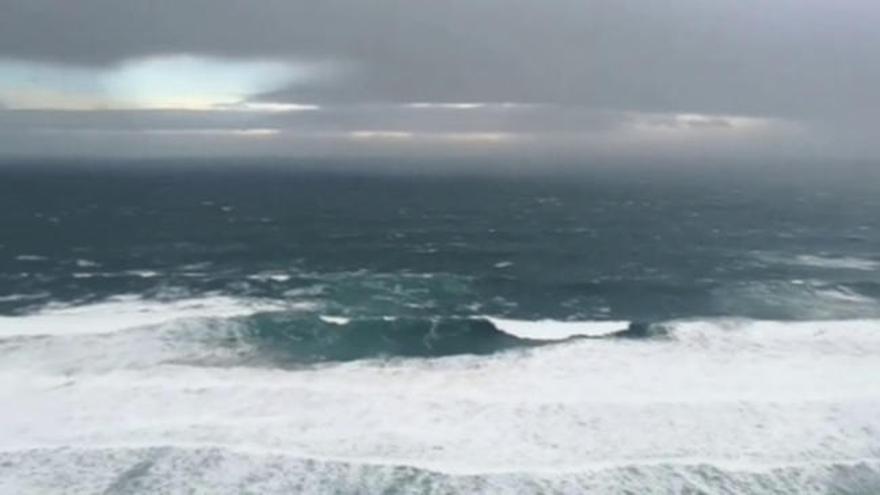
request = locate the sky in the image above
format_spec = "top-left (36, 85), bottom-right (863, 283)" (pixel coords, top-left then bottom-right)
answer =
top-left (1, 0), bottom-right (879, 163)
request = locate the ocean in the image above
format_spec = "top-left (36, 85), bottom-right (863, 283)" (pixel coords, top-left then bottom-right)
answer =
top-left (1, 161), bottom-right (879, 493)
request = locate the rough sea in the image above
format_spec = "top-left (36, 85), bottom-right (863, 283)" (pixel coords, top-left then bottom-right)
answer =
top-left (1, 161), bottom-right (879, 494)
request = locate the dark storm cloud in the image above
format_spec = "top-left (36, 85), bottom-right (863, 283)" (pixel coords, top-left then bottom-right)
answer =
top-left (3, 0), bottom-right (879, 121)
top-left (1, 0), bottom-right (879, 160)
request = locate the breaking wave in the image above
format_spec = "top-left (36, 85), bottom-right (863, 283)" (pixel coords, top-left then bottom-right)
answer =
top-left (2, 298), bottom-right (880, 494)
top-left (2, 296), bottom-right (880, 372)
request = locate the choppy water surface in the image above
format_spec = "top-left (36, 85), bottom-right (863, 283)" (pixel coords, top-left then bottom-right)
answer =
top-left (1, 163), bottom-right (880, 493)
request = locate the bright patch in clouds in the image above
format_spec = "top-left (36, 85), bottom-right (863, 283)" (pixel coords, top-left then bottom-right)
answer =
top-left (404, 102), bottom-right (534, 110)
top-left (125, 128), bottom-right (281, 138)
top-left (349, 131), bottom-right (415, 140)
top-left (633, 112), bottom-right (777, 131)
top-left (624, 112), bottom-right (801, 147)
top-left (103, 56), bottom-right (303, 109)
top-left (349, 130), bottom-right (516, 144)
top-left (34, 127), bottom-right (281, 138)
top-left (212, 102), bottom-right (321, 113)
top-left (0, 55), bottom-right (320, 111)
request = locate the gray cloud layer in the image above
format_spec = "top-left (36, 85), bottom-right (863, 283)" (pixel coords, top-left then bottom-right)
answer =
top-left (1, 0), bottom-right (879, 161)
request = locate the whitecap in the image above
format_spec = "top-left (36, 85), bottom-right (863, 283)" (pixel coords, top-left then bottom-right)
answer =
top-left (320, 316), bottom-right (351, 326)
top-left (486, 317), bottom-right (629, 340)
top-left (14, 255), bottom-right (47, 262)
top-left (247, 273), bottom-right (291, 283)
top-left (125, 270), bottom-right (161, 278)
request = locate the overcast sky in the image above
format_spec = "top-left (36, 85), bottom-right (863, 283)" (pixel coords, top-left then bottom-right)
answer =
top-left (1, 0), bottom-right (878, 162)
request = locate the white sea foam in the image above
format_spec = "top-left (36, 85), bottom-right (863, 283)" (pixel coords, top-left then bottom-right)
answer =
top-left (0, 295), bottom-right (294, 337)
top-left (1, 315), bottom-right (879, 492)
top-left (487, 317), bottom-right (629, 340)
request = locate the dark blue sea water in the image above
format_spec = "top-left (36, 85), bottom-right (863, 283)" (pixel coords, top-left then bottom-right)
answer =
top-left (2, 161), bottom-right (880, 493)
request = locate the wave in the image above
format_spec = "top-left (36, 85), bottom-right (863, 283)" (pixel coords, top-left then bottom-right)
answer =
top-left (0, 295), bottom-right (299, 337)
top-left (0, 313), bottom-right (529, 373)
top-left (71, 270), bottom-right (162, 279)
top-left (3, 296), bottom-right (880, 372)
top-left (0, 297), bottom-right (641, 366)
top-left (14, 254), bottom-right (47, 262)
top-left (792, 254), bottom-right (880, 271)
top-left (755, 252), bottom-right (880, 271)
top-left (217, 314), bottom-right (550, 363)
top-left (3, 311), bottom-right (879, 493)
